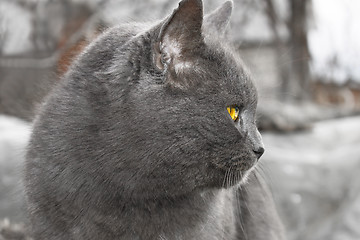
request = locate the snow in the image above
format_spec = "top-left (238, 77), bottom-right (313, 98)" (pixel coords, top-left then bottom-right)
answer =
top-left (262, 116), bottom-right (360, 240)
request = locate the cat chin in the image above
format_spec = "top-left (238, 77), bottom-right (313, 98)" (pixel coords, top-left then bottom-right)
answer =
top-left (238, 165), bottom-right (256, 185)
top-left (207, 159), bottom-right (257, 189)
top-left (221, 166), bottom-right (256, 190)
top-left (210, 155), bottom-right (257, 173)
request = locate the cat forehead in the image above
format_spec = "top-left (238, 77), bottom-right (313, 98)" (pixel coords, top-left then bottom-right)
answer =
top-left (201, 42), bottom-right (258, 104)
top-left (203, 42), bottom-right (253, 85)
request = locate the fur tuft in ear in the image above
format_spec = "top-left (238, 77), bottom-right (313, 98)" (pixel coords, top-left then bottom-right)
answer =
top-left (154, 0), bottom-right (204, 78)
top-left (203, 1), bottom-right (233, 37)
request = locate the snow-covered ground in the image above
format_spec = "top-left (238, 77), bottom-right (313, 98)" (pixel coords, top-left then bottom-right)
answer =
top-left (262, 116), bottom-right (360, 240)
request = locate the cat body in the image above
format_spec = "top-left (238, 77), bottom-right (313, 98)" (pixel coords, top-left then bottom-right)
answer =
top-left (25, 0), bottom-right (285, 239)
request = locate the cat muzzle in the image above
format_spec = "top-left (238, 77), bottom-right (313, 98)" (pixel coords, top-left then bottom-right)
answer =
top-left (253, 146), bottom-right (265, 160)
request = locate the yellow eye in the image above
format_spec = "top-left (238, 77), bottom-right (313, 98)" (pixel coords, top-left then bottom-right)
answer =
top-left (227, 106), bottom-right (240, 121)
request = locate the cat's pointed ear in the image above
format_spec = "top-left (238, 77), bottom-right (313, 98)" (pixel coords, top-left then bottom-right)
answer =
top-left (203, 1), bottom-right (233, 36)
top-left (154, 0), bottom-right (203, 72)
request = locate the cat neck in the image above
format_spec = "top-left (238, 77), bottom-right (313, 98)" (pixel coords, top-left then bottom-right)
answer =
top-left (111, 188), bottom-right (237, 239)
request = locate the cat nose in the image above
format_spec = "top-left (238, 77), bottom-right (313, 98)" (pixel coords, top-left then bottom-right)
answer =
top-left (253, 147), bottom-right (265, 160)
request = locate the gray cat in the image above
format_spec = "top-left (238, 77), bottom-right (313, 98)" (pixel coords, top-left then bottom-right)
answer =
top-left (24, 0), bottom-right (285, 239)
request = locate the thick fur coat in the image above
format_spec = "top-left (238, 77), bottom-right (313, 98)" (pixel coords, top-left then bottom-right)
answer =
top-left (25, 0), bottom-right (285, 239)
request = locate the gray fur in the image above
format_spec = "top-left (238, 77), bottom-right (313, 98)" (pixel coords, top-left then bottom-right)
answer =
top-left (24, 0), bottom-right (285, 239)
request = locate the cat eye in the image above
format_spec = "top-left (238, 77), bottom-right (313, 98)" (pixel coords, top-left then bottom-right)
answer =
top-left (227, 106), bottom-right (240, 122)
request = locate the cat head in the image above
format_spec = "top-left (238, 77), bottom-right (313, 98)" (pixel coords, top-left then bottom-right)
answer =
top-left (103, 0), bottom-right (264, 200)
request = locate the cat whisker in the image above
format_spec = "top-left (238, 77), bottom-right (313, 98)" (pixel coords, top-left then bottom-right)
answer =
top-left (235, 171), bottom-right (247, 239)
top-left (255, 162), bottom-right (274, 187)
top-left (222, 167), bottom-right (229, 189)
top-left (255, 162), bottom-right (280, 198)
top-left (226, 166), bottom-right (232, 189)
top-left (242, 184), bottom-right (255, 219)
top-left (235, 188), bottom-right (248, 240)
top-left (230, 167), bottom-right (234, 188)
top-left (235, 169), bottom-right (240, 187)
top-left (239, 171), bottom-right (255, 222)
top-left (238, 170), bottom-right (242, 186)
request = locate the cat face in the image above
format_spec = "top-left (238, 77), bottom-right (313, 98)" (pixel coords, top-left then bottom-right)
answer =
top-left (103, 0), bottom-right (264, 199)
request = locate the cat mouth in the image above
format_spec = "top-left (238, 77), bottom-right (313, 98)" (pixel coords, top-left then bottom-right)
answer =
top-left (209, 157), bottom-right (257, 188)
top-left (212, 156), bottom-right (256, 172)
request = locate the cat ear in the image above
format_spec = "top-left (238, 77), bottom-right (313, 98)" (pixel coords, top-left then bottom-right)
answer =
top-left (203, 1), bottom-right (233, 37)
top-left (154, 0), bottom-right (203, 73)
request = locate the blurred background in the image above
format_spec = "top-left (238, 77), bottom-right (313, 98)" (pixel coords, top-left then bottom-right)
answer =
top-left (0, 0), bottom-right (359, 239)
